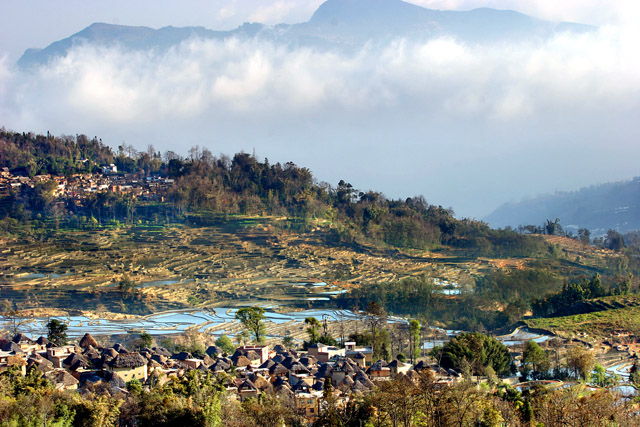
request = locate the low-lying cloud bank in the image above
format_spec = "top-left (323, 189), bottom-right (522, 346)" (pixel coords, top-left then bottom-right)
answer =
top-left (1, 25), bottom-right (639, 217)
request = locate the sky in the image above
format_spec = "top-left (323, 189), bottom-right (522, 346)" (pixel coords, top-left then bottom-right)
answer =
top-left (1, 0), bottom-right (639, 219)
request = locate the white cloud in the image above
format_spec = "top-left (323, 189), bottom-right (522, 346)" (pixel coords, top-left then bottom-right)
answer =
top-left (9, 25), bottom-right (636, 122)
top-left (2, 22), bottom-right (640, 216)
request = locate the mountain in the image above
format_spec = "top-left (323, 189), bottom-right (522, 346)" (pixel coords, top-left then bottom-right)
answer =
top-left (18, 0), bottom-right (594, 68)
top-left (18, 22), bottom-right (265, 68)
top-left (485, 178), bottom-right (640, 234)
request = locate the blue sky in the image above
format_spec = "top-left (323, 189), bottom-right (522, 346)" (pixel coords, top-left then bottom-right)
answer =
top-left (1, 1), bottom-right (638, 218)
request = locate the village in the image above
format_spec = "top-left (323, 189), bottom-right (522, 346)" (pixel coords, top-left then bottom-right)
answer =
top-left (0, 330), bottom-right (466, 424)
top-left (0, 165), bottom-right (174, 200)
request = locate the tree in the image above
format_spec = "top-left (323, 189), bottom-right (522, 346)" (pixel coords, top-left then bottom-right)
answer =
top-left (409, 319), bottom-right (421, 363)
top-left (578, 228), bottom-right (591, 244)
top-left (605, 229), bottom-right (625, 252)
top-left (521, 340), bottom-right (550, 380)
top-left (566, 346), bottom-right (595, 381)
top-left (235, 330), bottom-right (250, 346)
top-left (215, 335), bottom-right (235, 355)
top-left (591, 363), bottom-right (619, 387)
top-left (282, 335), bottom-right (295, 349)
top-left (586, 273), bottom-right (606, 298)
top-left (545, 218), bottom-right (561, 235)
top-left (304, 317), bottom-right (321, 345)
top-left (46, 319), bottom-right (68, 346)
top-left (630, 362), bottom-right (640, 389)
top-left (235, 307), bottom-right (266, 343)
top-left (365, 302), bottom-right (387, 360)
top-left (1, 300), bottom-right (28, 336)
top-left (118, 274), bottom-right (135, 296)
top-left (139, 332), bottom-right (153, 349)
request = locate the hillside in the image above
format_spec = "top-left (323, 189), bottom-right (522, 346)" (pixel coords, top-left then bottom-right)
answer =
top-left (3, 129), bottom-right (639, 333)
top-left (18, 0), bottom-right (593, 68)
top-left (485, 178), bottom-right (640, 235)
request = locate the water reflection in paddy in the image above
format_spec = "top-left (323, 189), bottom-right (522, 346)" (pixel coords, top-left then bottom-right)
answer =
top-left (6, 308), bottom-right (361, 338)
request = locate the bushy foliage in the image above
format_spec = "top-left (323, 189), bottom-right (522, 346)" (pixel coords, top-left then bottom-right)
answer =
top-left (531, 274), bottom-right (610, 317)
top-left (440, 332), bottom-right (511, 376)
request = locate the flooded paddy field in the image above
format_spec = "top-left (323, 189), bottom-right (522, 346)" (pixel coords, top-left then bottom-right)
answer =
top-left (5, 308), bottom-right (361, 339)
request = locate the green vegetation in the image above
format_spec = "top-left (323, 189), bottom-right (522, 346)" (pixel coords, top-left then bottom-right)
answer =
top-left (409, 319), bottom-right (421, 363)
top-left (438, 332), bottom-right (511, 376)
top-left (138, 332), bottom-right (153, 349)
top-left (531, 273), bottom-right (621, 317)
top-left (214, 335), bottom-right (235, 355)
top-left (5, 128), bottom-right (640, 335)
top-left (521, 340), bottom-right (551, 380)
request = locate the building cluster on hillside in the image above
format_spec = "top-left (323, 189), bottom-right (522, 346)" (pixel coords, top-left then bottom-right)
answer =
top-left (0, 334), bottom-right (461, 424)
top-left (0, 167), bottom-right (174, 200)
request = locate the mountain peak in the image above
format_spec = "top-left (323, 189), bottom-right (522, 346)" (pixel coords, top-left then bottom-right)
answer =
top-left (18, 0), bottom-right (595, 69)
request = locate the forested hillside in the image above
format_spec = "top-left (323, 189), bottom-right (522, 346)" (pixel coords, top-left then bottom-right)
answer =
top-left (0, 130), bottom-right (546, 257)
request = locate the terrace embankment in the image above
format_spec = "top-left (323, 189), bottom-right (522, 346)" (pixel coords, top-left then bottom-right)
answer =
top-left (0, 219), bottom-right (486, 314)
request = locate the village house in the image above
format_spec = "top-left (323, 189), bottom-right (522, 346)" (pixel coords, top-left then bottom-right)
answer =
top-left (0, 351), bottom-right (27, 375)
top-left (388, 359), bottom-right (412, 377)
top-left (307, 343), bottom-right (346, 363)
top-left (12, 334), bottom-right (39, 353)
top-left (345, 341), bottom-right (373, 367)
top-left (236, 345), bottom-right (273, 364)
top-left (367, 360), bottom-right (392, 381)
top-left (46, 369), bottom-right (80, 391)
top-left (102, 164), bottom-right (118, 174)
top-left (107, 353), bottom-right (148, 382)
top-left (47, 345), bottom-right (77, 368)
top-left (294, 391), bottom-right (323, 423)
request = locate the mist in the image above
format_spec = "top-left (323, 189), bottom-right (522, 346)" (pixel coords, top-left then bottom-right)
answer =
top-left (1, 14), bottom-right (639, 218)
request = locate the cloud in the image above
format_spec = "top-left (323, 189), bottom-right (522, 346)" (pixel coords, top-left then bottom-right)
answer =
top-left (2, 24), bottom-right (640, 217)
top-left (9, 27), bottom-right (638, 120)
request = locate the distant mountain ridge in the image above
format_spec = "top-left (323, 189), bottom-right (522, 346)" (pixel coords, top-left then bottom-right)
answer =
top-left (485, 178), bottom-right (640, 234)
top-left (18, 0), bottom-right (594, 68)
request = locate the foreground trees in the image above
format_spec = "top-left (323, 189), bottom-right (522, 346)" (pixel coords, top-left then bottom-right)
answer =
top-left (0, 364), bottom-right (638, 426)
top-left (315, 372), bottom-right (639, 427)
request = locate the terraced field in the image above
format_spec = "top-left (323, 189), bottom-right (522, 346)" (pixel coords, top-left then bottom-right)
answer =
top-left (0, 218), bottom-right (486, 315)
top-left (526, 296), bottom-right (640, 344)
